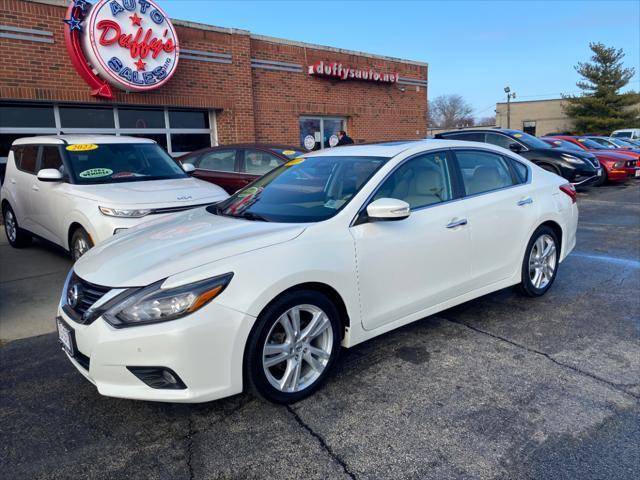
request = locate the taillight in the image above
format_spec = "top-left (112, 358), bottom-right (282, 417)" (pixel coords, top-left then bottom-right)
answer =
top-left (559, 183), bottom-right (577, 204)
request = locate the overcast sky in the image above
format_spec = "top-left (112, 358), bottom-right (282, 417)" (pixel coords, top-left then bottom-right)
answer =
top-left (161, 0), bottom-right (640, 119)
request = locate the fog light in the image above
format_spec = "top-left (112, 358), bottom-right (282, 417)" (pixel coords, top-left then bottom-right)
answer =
top-left (127, 366), bottom-right (187, 389)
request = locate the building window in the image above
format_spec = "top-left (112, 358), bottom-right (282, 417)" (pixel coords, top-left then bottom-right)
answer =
top-left (299, 116), bottom-right (346, 151)
top-left (523, 121), bottom-right (536, 136)
top-left (0, 102), bottom-right (217, 162)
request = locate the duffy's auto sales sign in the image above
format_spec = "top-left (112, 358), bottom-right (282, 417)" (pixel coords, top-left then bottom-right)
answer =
top-left (64, 0), bottom-right (179, 98)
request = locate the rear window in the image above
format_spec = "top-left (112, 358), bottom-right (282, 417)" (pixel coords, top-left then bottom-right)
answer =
top-left (612, 131), bottom-right (632, 138)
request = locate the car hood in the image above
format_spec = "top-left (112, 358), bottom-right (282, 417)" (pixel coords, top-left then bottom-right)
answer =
top-left (591, 151), bottom-right (636, 161)
top-left (74, 207), bottom-right (306, 287)
top-left (70, 177), bottom-right (228, 206)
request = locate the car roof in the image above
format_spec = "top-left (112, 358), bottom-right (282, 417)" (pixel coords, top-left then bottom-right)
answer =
top-left (11, 135), bottom-right (156, 146)
top-left (304, 139), bottom-right (506, 158)
top-left (437, 127), bottom-right (522, 135)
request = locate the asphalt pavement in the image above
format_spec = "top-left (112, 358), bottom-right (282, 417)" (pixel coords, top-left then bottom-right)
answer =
top-left (1, 182), bottom-right (639, 479)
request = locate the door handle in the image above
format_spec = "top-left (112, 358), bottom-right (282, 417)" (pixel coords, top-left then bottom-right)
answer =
top-left (31, 185), bottom-right (39, 192)
top-left (446, 218), bottom-right (468, 229)
top-left (517, 197), bottom-right (533, 206)
top-left (10, 179), bottom-right (16, 184)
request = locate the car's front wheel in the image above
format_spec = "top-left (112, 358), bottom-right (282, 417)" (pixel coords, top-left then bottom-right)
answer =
top-left (245, 290), bottom-right (341, 404)
top-left (3, 204), bottom-right (32, 248)
top-left (70, 227), bottom-right (94, 261)
top-left (518, 225), bottom-right (559, 297)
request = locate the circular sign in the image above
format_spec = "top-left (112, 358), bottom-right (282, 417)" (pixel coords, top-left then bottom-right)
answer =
top-left (80, 0), bottom-right (179, 92)
top-left (329, 134), bottom-right (339, 147)
top-left (303, 135), bottom-right (316, 151)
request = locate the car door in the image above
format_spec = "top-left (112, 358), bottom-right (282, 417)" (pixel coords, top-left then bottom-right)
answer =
top-left (190, 149), bottom-right (241, 194)
top-left (29, 145), bottom-right (69, 244)
top-left (9, 145), bottom-right (39, 231)
top-left (451, 148), bottom-right (538, 288)
top-left (350, 150), bottom-right (473, 331)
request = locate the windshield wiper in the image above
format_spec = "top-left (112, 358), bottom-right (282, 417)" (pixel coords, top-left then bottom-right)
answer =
top-left (236, 211), bottom-right (268, 222)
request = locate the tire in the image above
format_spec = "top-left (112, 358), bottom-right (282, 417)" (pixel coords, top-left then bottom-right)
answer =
top-left (538, 163), bottom-right (560, 175)
top-left (245, 290), bottom-right (341, 404)
top-left (3, 204), bottom-right (32, 248)
top-left (517, 225), bottom-right (559, 297)
top-left (70, 227), bottom-right (94, 261)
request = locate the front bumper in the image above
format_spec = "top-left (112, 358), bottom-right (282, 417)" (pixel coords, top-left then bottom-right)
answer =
top-left (57, 301), bottom-right (256, 403)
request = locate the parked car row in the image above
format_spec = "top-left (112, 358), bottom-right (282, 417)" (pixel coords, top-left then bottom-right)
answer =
top-left (434, 128), bottom-right (639, 186)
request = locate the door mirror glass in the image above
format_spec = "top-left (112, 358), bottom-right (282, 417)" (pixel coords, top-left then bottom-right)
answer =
top-left (182, 162), bottom-right (196, 173)
top-left (366, 198), bottom-right (410, 221)
top-left (509, 142), bottom-right (523, 153)
top-left (37, 168), bottom-right (64, 182)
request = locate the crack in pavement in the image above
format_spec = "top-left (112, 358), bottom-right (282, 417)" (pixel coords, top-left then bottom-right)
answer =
top-left (445, 319), bottom-right (640, 401)
top-left (286, 405), bottom-right (357, 479)
top-left (185, 414), bottom-right (195, 480)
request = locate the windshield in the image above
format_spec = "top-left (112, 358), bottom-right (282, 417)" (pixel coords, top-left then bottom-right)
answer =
top-left (510, 131), bottom-right (551, 149)
top-left (64, 143), bottom-right (187, 184)
top-left (576, 137), bottom-right (611, 150)
top-left (209, 155), bottom-right (389, 223)
top-left (612, 131), bottom-right (632, 138)
top-left (545, 139), bottom-right (583, 152)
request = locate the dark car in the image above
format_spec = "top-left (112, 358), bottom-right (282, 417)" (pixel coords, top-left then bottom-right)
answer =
top-left (179, 144), bottom-right (305, 194)
top-left (435, 128), bottom-right (601, 186)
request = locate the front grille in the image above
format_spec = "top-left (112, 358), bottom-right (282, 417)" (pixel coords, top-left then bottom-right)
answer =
top-left (66, 273), bottom-right (111, 320)
top-left (150, 202), bottom-right (211, 215)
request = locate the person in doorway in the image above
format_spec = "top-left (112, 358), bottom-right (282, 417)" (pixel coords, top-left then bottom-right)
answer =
top-left (337, 130), bottom-right (354, 146)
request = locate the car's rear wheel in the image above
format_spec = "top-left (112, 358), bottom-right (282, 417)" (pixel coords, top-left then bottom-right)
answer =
top-left (70, 227), bottom-right (93, 261)
top-left (3, 204), bottom-right (32, 248)
top-left (517, 226), bottom-right (559, 297)
top-left (539, 163), bottom-right (560, 175)
top-left (245, 290), bottom-right (341, 404)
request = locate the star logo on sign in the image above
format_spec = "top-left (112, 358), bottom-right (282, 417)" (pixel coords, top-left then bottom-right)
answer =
top-left (64, 14), bottom-right (82, 32)
top-left (130, 12), bottom-right (142, 26)
top-left (134, 59), bottom-right (146, 71)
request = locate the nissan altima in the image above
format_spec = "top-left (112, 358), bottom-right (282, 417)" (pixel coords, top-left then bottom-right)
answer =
top-left (56, 140), bottom-right (578, 404)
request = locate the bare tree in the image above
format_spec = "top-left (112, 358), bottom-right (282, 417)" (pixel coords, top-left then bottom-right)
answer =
top-left (428, 94), bottom-right (474, 128)
top-left (477, 115), bottom-right (496, 126)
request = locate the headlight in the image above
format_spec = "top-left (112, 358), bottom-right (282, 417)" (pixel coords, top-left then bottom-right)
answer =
top-left (613, 161), bottom-right (624, 169)
top-left (561, 154), bottom-right (585, 165)
top-left (103, 273), bottom-right (233, 327)
top-left (99, 206), bottom-right (151, 218)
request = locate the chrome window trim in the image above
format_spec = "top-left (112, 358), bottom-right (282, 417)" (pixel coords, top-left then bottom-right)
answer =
top-left (350, 146), bottom-right (532, 227)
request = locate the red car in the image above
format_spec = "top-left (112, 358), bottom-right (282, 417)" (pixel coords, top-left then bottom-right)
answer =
top-left (542, 136), bottom-right (638, 182)
top-left (180, 144), bottom-right (306, 194)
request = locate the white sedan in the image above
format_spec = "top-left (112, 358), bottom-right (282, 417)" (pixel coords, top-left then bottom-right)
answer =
top-left (56, 140), bottom-right (578, 403)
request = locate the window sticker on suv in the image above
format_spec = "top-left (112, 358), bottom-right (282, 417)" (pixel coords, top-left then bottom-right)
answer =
top-left (79, 168), bottom-right (113, 178)
top-left (66, 144), bottom-right (98, 152)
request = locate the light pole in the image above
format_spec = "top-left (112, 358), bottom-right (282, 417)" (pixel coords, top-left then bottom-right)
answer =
top-left (504, 86), bottom-right (516, 129)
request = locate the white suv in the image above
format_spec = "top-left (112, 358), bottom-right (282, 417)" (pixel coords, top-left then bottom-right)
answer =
top-left (1, 135), bottom-right (228, 260)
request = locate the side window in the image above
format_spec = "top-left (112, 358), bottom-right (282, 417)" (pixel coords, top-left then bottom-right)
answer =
top-left (509, 159), bottom-right (528, 184)
top-left (485, 133), bottom-right (514, 149)
top-left (373, 151), bottom-right (453, 209)
top-left (19, 145), bottom-right (39, 174)
top-left (456, 150), bottom-right (515, 196)
top-left (11, 146), bottom-right (23, 167)
top-left (244, 150), bottom-right (284, 175)
top-left (40, 146), bottom-right (64, 172)
top-left (442, 132), bottom-right (485, 142)
top-left (199, 150), bottom-right (237, 172)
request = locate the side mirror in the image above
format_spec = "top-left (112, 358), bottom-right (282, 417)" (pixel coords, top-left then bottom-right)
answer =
top-left (509, 143), bottom-right (523, 153)
top-left (37, 168), bottom-right (64, 182)
top-left (182, 163), bottom-right (196, 173)
top-left (366, 198), bottom-right (410, 221)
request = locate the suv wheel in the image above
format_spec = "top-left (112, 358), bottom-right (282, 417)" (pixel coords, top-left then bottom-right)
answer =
top-left (3, 204), bottom-right (32, 248)
top-left (245, 290), bottom-right (341, 404)
top-left (71, 227), bottom-right (94, 261)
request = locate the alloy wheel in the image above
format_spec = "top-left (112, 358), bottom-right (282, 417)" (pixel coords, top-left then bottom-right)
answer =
top-left (528, 234), bottom-right (557, 289)
top-left (262, 304), bottom-right (333, 393)
top-left (4, 210), bottom-right (17, 243)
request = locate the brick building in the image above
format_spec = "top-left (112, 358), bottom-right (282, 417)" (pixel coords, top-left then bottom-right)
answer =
top-left (0, 0), bottom-right (428, 162)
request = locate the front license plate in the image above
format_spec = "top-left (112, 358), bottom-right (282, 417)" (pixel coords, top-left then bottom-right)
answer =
top-left (57, 318), bottom-right (74, 356)
top-left (635, 170), bottom-right (640, 177)
top-left (597, 169), bottom-right (602, 177)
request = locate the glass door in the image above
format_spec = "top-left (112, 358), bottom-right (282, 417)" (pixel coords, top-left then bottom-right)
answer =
top-left (299, 116), bottom-right (346, 151)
